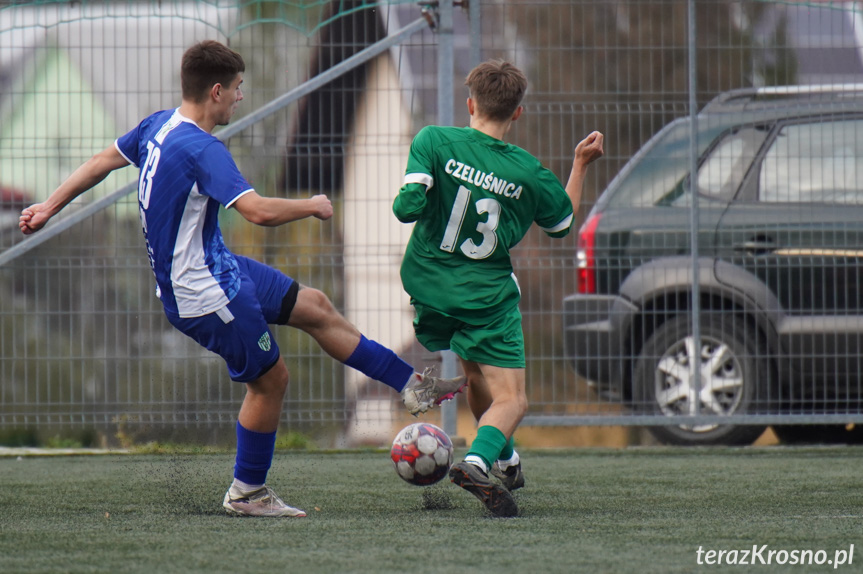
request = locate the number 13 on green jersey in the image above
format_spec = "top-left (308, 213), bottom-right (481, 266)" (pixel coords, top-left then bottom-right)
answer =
top-left (394, 125), bottom-right (575, 321)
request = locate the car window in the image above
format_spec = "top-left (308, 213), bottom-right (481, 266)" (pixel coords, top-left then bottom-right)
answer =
top-left (606, 122), bottom-right (725, 209)
top-left (695, 127), bottom-right (766, 202)
top-left (759, 120), bottom-right (863, 204)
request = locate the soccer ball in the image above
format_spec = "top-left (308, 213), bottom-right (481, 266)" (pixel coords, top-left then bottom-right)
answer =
top-left (390, 422), bottom-right (454, 486)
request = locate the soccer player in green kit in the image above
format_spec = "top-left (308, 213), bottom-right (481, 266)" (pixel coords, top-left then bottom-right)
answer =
top-left (393, 59), bottom-right (604, 517)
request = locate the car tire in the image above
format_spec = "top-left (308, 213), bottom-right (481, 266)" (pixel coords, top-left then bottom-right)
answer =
top-left (771, 424), bottom-right (863, 445)
top-left (633, 314), bottom-right (768, 446)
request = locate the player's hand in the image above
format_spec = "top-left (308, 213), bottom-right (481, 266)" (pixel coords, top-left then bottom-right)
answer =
top-left (575, 131), bottom-right (604, 167)
top-left (310, 194), bottom-right (333, 220)
top-left (19, 203), bottom-right (53, 235)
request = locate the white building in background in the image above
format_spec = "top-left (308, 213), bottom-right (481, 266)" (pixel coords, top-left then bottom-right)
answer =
top-left (318, 3), bottom-right (521, 444)
top-left (0, 5), bottom-right (219, 210)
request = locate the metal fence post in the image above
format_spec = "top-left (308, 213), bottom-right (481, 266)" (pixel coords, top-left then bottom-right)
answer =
top-left (435, 0), bottom-right (459, 439)
top-left (687, 0), bottom-right (702, 413)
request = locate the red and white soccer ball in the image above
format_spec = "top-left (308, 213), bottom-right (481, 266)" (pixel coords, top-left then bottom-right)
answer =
top-left (390, 422), bottom-right (454, 486)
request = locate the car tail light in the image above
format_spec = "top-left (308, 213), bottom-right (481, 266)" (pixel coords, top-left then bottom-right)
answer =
top-left (577, 213), bottom-right (601, 294)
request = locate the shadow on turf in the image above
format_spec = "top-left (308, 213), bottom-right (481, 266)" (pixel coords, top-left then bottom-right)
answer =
top-left (134, 455), bottom-right (225, 516)
top-left (420, 486), bottom-right (457, 511)
top-left (419, 484), bottom-right (534, 519)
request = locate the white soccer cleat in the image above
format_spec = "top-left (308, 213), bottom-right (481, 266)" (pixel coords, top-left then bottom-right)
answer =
top-left (223, 485), bottom-right (307, 518)
top-left (401, 368), bottom-right (467, 415)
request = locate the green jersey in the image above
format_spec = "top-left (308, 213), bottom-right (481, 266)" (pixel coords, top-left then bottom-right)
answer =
top-left (394, 125), bottom-right (574, 323)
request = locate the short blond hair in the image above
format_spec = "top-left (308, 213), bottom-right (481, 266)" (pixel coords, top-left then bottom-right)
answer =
top-left (465, 60), bottom-right (528, 121)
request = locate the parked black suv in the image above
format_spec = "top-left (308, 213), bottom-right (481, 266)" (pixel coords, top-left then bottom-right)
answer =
top-left (563, 86), bottom-right (863, 446)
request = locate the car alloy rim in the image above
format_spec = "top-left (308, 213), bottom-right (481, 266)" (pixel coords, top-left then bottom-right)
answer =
top-left (653, 334), bottom-right (745, 432)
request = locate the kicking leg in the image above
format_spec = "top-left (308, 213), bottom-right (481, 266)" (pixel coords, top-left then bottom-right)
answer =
top-left (285, 286), bottom-right (362, 362)
top-left (286, 285), bottom-right (465, 413)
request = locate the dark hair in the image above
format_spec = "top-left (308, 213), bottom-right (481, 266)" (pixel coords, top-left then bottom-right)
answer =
top-left (181, 40), bottom-right (246, 103)
top-left (464, 60), bottom-right (528, 122)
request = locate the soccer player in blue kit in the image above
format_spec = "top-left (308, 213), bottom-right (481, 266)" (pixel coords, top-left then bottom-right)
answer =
top-left (19, 40), bottom-right (466, 518)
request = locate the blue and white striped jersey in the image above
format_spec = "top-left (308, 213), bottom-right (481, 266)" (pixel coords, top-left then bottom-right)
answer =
top-left (115, 108), bottom-right (253, 317)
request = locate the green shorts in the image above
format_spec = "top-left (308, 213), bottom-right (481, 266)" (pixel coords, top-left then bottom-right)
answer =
top-left (412, 303), bottom-right (525, 369)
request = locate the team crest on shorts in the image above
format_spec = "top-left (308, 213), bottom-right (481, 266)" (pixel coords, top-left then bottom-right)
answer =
top-left (257, 332), bottom-right (271, 352)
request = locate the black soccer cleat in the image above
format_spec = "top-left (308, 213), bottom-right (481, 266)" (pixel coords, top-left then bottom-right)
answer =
top-left (490, 461), bottom-right (525, 492)
top-left (449, 461), bottom-right (518, 518)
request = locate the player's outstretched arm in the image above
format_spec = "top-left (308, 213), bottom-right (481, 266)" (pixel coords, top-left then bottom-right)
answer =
top-left (233, 191), bottom-right (333, 227)
top-left (19, 145), bottom-right (130, 235)
top-left (564, 131), bottom-right (604, 210)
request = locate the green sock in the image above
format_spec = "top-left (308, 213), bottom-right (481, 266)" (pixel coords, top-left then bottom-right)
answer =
top-left (498, 436), bottom-right (515, 461)
top-left (466, 425), bottom-right (508, 470)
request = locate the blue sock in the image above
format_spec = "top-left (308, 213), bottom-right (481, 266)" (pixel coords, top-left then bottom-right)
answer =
top-left (234, 421), bottom-right (277, 485)
top-left (344, 335), bottom-right (414, 392)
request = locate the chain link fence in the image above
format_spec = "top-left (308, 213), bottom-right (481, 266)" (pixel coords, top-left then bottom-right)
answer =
top-left (2, 0), bottom-right (861, 447)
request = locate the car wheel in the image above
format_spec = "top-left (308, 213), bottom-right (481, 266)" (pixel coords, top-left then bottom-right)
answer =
top-left (633, 314), bottom-right (768, 446)
top-left (772, 424), bottom-right (863, 445)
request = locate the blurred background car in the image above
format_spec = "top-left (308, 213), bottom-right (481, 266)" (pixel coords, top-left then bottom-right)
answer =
top-left (563, 86), bottom-right (863, 446)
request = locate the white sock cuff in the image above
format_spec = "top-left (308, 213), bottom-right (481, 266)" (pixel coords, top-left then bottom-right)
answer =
top-left (498, 450), bottom-right (520, 469)
top-left (464, 455), bottom-right (488, 474)
top-left (231, 478), bottom-right (263, 494)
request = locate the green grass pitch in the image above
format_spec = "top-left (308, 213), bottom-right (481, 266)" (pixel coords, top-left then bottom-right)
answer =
top-left (1, 447), bottom-right (861, 573)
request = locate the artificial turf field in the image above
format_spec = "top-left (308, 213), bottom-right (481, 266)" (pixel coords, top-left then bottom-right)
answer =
top-left (1, 447), bottom-right (861, 574)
